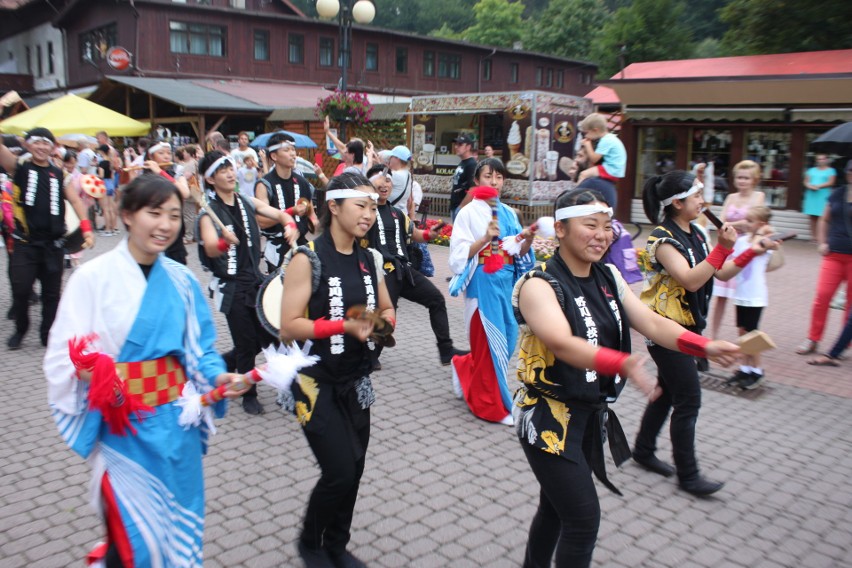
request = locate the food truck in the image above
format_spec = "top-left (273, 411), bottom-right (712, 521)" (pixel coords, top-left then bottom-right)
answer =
top-left (408, 90), bottom-right (593, 220)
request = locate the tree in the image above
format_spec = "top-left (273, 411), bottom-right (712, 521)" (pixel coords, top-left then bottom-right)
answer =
top-left (720, 0), bottom-right (852, 56)
top-left (461, 0), bottom-right (527, 48)
top-left (524, 0), bottom-right (608, 61)
top-left (590, 0), bottom-right (693, 78)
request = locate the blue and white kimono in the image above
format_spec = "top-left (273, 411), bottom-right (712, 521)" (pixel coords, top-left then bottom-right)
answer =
top-left (448, 198), bottom-right (534, 424)
top-left (44, 239), bottom-right (226, 568)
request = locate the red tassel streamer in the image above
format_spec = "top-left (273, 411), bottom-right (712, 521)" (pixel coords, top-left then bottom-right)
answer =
top-left (88, 354), bottom-right (152, 436)
top-left (483, 250), bottom-right (504, 274)
top-left (69, 334), bottom-right (100, 372)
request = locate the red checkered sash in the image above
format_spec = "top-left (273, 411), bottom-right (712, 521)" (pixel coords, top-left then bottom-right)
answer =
top-left (114, 356), bottom-right (187, 407)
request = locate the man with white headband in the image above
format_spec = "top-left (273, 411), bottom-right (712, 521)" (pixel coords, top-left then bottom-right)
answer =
top-left (0, 127), bottom-right (94, 350)
top-left (255, 132), bottom-right (316, 271)
top-left (365, 164), bottom-right (468, 369)
top-left (196, 150), bottom-right (298, 415)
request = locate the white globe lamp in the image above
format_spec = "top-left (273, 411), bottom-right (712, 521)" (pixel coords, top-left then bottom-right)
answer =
top-left (316, 0), bottom-right (340, 20)
top-left (352, 0), bottom-right (375, 24)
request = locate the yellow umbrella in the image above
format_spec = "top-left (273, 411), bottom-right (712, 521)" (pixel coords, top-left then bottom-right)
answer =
top-left (0, 93), bottom-right (150, 137)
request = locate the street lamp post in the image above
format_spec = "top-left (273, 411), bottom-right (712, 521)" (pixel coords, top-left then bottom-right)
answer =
top-left (316, 0), bottom-right (376, 141)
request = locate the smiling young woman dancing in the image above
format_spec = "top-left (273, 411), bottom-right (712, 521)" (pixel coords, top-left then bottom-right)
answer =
top-left (513, 187), bottom-right (741, 568)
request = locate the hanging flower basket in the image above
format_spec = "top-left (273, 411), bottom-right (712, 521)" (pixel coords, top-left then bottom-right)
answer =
top-left (316, 90), bottom-right (374, 126)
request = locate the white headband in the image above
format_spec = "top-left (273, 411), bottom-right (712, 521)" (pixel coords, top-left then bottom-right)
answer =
top-left (555, 203), bottom-right (613, 221)
top-left (26, 135), bottom-right (54, 146)
top-left (148, 142), bottom-right (171, 155)
top-left (325, 189), bottom-right (378, 202)
top-left (660, 182), bottom-right (703, 206)
top-left (267, 141), bottom-right (294, 153)
top-left (204, 155), bottom-right (235, 179)
top-left (369, 171), bottom-right (391, 184)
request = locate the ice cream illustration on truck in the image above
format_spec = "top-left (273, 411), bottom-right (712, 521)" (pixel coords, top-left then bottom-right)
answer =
top-left (507, 121), bottom-right (522, 157)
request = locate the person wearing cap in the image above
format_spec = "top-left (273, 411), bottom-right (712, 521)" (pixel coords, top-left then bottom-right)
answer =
top-left (798, 159), bottom-right (852, 356)
top-left (0, 127), bottom-right (94, 349)
top-left (513, 186), bottom-right (740, 568)
top-left (387, 145), bottom-right (415, 214)
top-left (197, 150), bottom-right (298, 416)
top-left (255, 132), bottom-right (317, 272)
top-left (279, 172), bottom-right (394, 568)
top-left (449, 134), bottom-right (478, 221)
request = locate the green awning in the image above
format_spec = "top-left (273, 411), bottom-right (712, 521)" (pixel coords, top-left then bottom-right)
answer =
top-left (791, 108), bottom-right (852, 122)
top-left (626, 107), bottom-right (786, 122)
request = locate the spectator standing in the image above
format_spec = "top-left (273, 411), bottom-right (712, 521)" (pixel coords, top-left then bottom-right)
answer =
top-left (231, 131), bottom-right (258, 168)
top-left (802, 154), bottom-right (837, 240)
top-left (449, 134), bottom-right (477, 221)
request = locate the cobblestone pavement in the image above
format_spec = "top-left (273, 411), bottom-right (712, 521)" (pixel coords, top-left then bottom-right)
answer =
top-left (1, 232), bottom-right (850, 567)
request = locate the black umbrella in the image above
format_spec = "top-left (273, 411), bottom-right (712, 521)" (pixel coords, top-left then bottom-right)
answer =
top-left (812, 122), bottom-right (852, 148)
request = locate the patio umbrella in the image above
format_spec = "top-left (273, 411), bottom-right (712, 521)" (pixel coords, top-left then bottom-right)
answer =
top-left (57, 133), bottom-right (98, 148)
top-left (250, 130), bottom-right (317, 150)
top-left (0, 94), bottom-right (150, 137)
top-left (811, 122), bottom-right (852, 149)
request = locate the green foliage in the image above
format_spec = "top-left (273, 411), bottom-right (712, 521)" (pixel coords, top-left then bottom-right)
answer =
top-left (692, 37), bottom-right (721, 59)
top-left (372, 0), bottom-right (476, 36)
top-left (461, 0), bottom-right (527, 48)
top-left (524, 0), bottom-right (608, 61)
top-left (430, 23), bottom-right (465, 41)
top-left (590, 0), bottom-right (693, 77)
top-left (720, 0), bottom-right (852, 55)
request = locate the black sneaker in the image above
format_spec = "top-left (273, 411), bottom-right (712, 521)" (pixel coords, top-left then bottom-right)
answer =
top-left (327, 549), bottom-right (367, 568)
top-left (740, 372), bottom-right (765, 390)
top-left (725, 369), bottom-right (751, 387)
top-left (7, 333), bottom-right (23, 350)
top-left (242, 396), bottom-right (264, 415)
top-left (440, 347), bottom-right (469, 366)
top-left (297, 541), bottom-right (335, 568)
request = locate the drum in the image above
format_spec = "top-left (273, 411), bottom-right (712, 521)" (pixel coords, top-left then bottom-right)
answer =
top-left (256, 266), bottom-right (285, 338)
top-left (63, 200), bottom-right (85, 254)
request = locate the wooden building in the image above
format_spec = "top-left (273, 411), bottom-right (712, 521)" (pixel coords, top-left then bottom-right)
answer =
top-left (52, 0), bottom-right (596, 98)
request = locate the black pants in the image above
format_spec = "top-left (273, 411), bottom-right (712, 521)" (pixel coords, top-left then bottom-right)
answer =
top-left (221, 285), bottom-right (272, 398)
top-left (10, 242), bottom-right (63, 340)
top-left (634, 342), bottom-right (703, 481)
top-left (384, 266), bottom-right (452, 353)
top-left (521, 441), bottom-right (599, 568)
top-left (301, 404), bottom-right (370, 555)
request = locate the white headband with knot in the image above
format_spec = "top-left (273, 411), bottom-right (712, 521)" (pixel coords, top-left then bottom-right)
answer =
top-left (660, 181), bottom-right (703, 206)
top-left (148, 141), bottom-right (171, 155)
top-left (204, 155), bottom-right (235, 179)
top-left (555, 203), bottom-right (613, 221)
top-left (26, 135), bottom-right (54, 146)
top-left (326, 189), bottom-right (378, 202)
top-left (267, 141), bottom-right (294, 153)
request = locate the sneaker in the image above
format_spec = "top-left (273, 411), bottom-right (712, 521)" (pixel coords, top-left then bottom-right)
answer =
top-left (297, 541), bottom-right (334, 568)
top-left (740, 372), bottom-right (765, 390)
top-left (98, 230), bottom-right (111, 237)
top-left (725, 369), bottom-right (751, 387)
top-left (679, 475), bottom-right (725, 497)
top-left (327, 549), bottom-right (367, 568)
top-left (112, 230), bottom-right (122, 236)
top-left (439, 346), bottom-right (469, 366)
top-left (242, 396), bottom-right (264, 415)
top-left (7, 332), bottom-right (23, 350)
top-left (796, 339), bottom-right (818, 355)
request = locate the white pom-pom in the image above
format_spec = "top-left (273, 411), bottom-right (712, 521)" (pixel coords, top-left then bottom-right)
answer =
top-left (258, 343), bottom-right (319, 392)
top-left (536, 216), bottom-right (556, 238)
top-left (177, 381), bottom-right (204, 429)
top-left (500, 235), bottom-right (523, 256)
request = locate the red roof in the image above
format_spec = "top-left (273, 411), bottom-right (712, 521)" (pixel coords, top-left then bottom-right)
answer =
top-left (585, 85), bottom-right (620, 105)
top-left (197, 80), bottom-right (329, 108)
top-left (613, 49), bottom-right (852, 80)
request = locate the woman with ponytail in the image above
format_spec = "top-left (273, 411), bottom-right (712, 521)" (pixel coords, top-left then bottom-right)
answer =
top-left (633, 166), bottom-right (775, 496)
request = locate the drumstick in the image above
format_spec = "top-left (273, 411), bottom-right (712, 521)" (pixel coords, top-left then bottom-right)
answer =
top-left (122, 161), bottom-right (174, 172)
top-left (190, 184), bottom-right (239, 245)
top-left (702, 207), bottom-right (724, 229)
